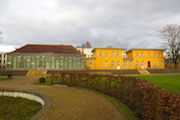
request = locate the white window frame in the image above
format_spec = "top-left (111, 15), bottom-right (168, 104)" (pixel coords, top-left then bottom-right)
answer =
top-left (117, 61), bottom-right (120, 66)
top-left (148, 52), bottom-right (150, 58)
top-left (154, 61), bottom-right (157, 67)
top-left (117, 52), bottom-right (120, 57)
top-left (154, 52), bottom-right (157, 57)
top-left (136, 52), bottom-right (139, 58)
top-left (105, 61), bottom-right (108, 67)
top-left (123, 61), bottom-right (127, 67)
top-left (159, 52), bottom-right (161, 57)
top-left (141, 61), bottom-right (144, 66)
top-left (112, 52), bottom-right (115, 57)
top-left (136, 61), bottom-right (139, 67)
top-left (100, 51), bottom-right (103, 57)
top-left (141, 52), bottom-right (144, 57)
top-left (105, 52), bottom-right (108, 57)
top-left (129, 61), bottom-right (132, 67)
top-left (111, 61), bottom-right (115, 67)
top-left (159, 61), bottom-right (162, 66)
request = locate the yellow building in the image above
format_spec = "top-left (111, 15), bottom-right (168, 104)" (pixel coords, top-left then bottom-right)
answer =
top-left (126, 49), bottom-right (165, 69)
top-left (86, 48), bottom-right (165, 70)
top-left (86, 48), bottom-right (124, 70)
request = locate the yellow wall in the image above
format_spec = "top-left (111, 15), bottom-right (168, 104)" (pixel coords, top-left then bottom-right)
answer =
top-left (86, 49), bottom-right (165, 70)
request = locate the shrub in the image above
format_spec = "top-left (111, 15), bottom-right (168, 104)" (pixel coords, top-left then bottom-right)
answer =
top-left (39, 77), bottom-right (46, 83)
top-left (8, 74), bottom-right (12, 78)
top-left (48, 72), bottom-right (180, 120)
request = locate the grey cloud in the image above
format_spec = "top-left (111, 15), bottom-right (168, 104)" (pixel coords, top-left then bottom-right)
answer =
top-left (0, 0), bottom-right (180, 49)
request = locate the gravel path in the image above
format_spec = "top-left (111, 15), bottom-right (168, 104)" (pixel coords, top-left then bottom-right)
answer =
top-left (0, 76), bottom-right (123, 120)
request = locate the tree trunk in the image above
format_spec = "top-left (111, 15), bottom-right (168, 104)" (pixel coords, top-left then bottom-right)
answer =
top-left (174, 62), bottom-right (178, 69)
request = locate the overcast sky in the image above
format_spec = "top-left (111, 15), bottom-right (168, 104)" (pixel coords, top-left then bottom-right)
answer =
top-left (0, 0), bottom-right (180, 51)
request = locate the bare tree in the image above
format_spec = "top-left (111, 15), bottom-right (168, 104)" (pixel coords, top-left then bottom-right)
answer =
top-left (161, 24), bottom-right (180, 68)
top-left (82, 41), bottom-right (92, 48)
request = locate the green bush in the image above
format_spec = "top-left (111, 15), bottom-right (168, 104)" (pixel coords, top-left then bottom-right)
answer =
top-left (8, 74), bottom-right (12, 78)
top-left (49, 72), bottom-right (180, 120)
top-left (39, 77), bottom-right (46, 83)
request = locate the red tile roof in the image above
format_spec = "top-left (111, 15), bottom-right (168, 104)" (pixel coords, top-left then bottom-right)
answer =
top-left (8, 44), bottom-right (83, 55)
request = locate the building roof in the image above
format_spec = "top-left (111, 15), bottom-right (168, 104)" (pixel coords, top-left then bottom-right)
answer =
top-left (126, 48), bottom-right (165, 53)
top-left (92, 48), bottom-right (125, 52)
top-left (8, 44), bottom-right (84, 55)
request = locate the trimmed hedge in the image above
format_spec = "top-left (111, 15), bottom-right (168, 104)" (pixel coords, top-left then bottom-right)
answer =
top-left (49, 72), bottom-right (180, 120)
top-left (39, 77), bottom-right (46, 83)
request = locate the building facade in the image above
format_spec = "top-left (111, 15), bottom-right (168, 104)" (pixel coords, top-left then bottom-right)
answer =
top-left (125, 49), bottom-right (165, 69)
top-left (86, 48), bottom-right (165, 70)
top-left (86, 48), bottom-right (124, 70)
top-left (76, 47), bottom-right (93, 58)
top-left (7, 44), bottom-right (85, 70)
top-left (0, 53), bottom-right (7, 69)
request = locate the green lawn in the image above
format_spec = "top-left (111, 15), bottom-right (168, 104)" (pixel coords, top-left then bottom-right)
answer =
top-left (0, 76), bottom-right (9, 80)
top-left (136, 74), bottom-right (180, 94)
top-left (0, 96), bottom-right (42, 120)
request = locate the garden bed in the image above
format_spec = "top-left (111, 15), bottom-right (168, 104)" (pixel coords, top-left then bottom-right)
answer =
top-left (0, 96), bottom-right (42, 120)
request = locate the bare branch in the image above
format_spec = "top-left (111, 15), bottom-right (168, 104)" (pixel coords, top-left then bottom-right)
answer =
top-left (161, 24), bottom-right (180, 68)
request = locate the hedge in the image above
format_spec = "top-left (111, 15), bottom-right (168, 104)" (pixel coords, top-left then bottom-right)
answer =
top-left (49, 72), bottom-right (180, 120)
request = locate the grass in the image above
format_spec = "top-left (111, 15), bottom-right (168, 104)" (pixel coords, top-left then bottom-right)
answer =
top-left (75, 87), bottom-right (137, 120)
top-left (136, 74), bottom-right (180, 94)
top-left (0, 96), bottom-right (42, 120)
top-left (0, 76), bottom-right (9, 80)
top-left (38, 77), bottom-right (60, 85)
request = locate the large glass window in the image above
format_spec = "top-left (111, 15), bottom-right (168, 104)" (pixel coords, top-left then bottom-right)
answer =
top-left (148, 52), bottom-right (150, 57)
top-left (27, 56), bottom-right (30, 62)
top-left (141, 52), bottom-right (144, 57)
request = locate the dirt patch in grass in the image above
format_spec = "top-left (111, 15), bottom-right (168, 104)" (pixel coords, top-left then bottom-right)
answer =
top-left (0, 96), bottom-right (42, 120)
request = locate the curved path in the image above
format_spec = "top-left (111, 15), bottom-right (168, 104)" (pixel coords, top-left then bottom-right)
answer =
top-left (0, 76), bottom-right (123, 120)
